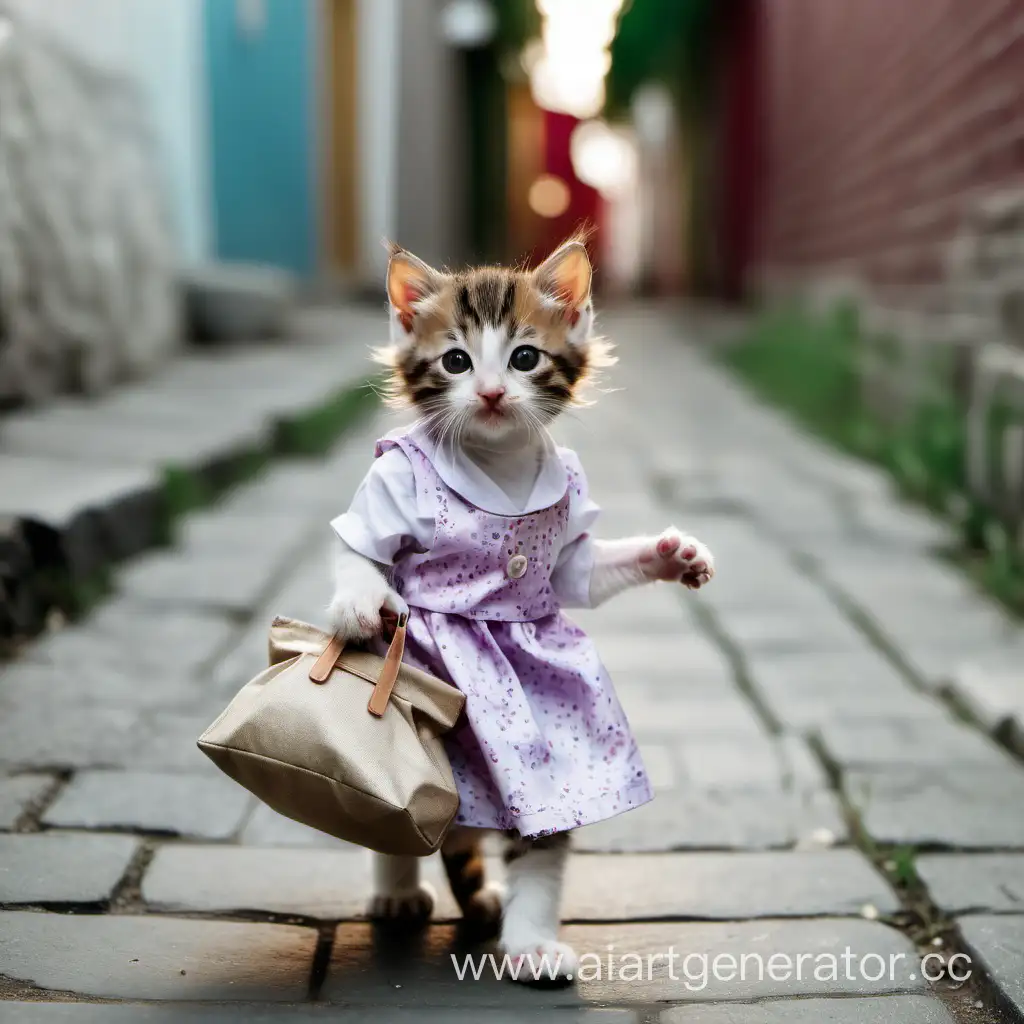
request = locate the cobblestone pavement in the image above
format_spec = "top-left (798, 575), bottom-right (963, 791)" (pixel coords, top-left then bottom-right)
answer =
top-left (2, 305), bottom-right (1024, 1022)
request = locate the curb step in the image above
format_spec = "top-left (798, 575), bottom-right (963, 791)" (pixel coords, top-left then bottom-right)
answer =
top-left (0, 305), bottom-right (383, 651)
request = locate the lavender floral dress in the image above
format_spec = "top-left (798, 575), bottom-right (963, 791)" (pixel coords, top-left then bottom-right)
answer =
top-left (333, 430), bottom-right (652, 837)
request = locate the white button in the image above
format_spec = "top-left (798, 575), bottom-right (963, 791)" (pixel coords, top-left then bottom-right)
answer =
top-left (507, 554), bottom-right (528, 580)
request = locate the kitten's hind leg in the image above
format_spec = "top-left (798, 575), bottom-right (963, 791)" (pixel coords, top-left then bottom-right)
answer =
top-left (441, 826), bottom-right (504, 938)
top-left (500, 831), bottom-right (577, 985)
top-left (367, 852), bottom-right (435, 927)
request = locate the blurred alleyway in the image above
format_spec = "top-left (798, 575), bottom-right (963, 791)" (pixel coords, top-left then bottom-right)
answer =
top-left (2, 305), bottom-right (1024, 1021)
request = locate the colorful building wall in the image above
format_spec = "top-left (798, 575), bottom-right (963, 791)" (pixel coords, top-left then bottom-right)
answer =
top-left (756, 0), bottom-right (1024, 303)
top-left (203, 0), bottom-right (320, 275)
top-left (4, 0), bottom-right (212, 265)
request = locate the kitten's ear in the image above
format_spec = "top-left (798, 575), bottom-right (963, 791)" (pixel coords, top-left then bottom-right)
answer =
top-left (386, 245), bottom-right (442, 332)
top-left (533, 239), bottom-right (592, 311)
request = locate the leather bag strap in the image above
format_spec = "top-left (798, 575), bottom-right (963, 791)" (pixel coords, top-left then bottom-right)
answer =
top-left (309, 635), bottom-right (344, 684)
top-left (308, 613), bottom-right (409, 719)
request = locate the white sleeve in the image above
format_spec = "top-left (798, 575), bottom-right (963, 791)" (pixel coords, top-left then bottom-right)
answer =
top-left (550, 458), bottom-right (601, 609)
top-left (329, 448), bottom-right (435, 565)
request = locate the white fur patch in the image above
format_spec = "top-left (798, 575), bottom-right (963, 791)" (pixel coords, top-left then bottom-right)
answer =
top-left (500, 841), bottom-right (576, 983)
top-left (327, 539), bottom-right (407, 641)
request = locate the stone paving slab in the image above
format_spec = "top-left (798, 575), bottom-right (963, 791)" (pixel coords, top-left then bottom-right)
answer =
top-left (778, 736), bottom-right (831, 790)
top-left (575, 790), bottom-right (847, 852)
top-left (117, 548), bottom-right (299, 617)
top-left (596, 635), bottom-right (735, 687)
top-left (714, 608), bottom-right (871, 655)
top-left (0, 773), bottom-right (53, 829)
top-left (948, 664), bottom-right (1024, 735)
top-left (563, 851), bottom-right (897, 920)
top-left (631, 736), bottom-right (827, 793)
top-left (853, 497), bottom-right (958, 551)
top-left (140, 845), bottom-right (455, 920)
top-left (0, 455), bottom-right (162, 577)
top-left (22, 599), bottom-right (237, 677)
top-left (635, 744), bottom-right (677, 790)
top-left (0, 1006), bottom-right (639, 1023)
top-left (42, 771), bottom-right (254, 839)
top-left (0, 703), bottom-right (147, 771)
top-left (0, 834), bottom-right (138, 904)
top-left (957, 914), bottom-right (1024, 1016)
top-left (660, 995), bottom-right (956, 1022)
top-left (321, 920), bottom-right (923, 1005)
top-left (320, 923), bottom-right (578, 1009)
top-left (917, 854), bottom-right (1024, 913)
top-left (128, 708), bottom-right (241, 773)
top-left (694, 576), bottom-right (829, 617)
top-left (2, 702), bottom-right (221, 774)
top-left (238, 803), bottom-right (345, 849)
top-left (0, 403), bottom-right (267, 471)
top-left (871, 605), bottom-right (1020, 654)
top-left (140, 847), bottom-right (895, 923)
top-left (621, 698), bottom-right (766, 740)
top-left (0, 661), bottom-right (214, 716)
top-left (178, 508), bottom-right (317, 557)
top-left (899, 642), bottom-right (1024, 694)
top-left (569, 599), bottom-right (700, 639)
top-left (904, 644), bottom-right (1024, 697)
top-left (208, 555), bottom-right (334, 696)
top-left (757, 688), bottom-right (949, 730)
top-left (0, 318), bottom-right (373, 645)
top-left (818, 559), bottom-right (989, 611)
top-left (845, 766), bottom-right (1024, 849)
top-left (816, 718), bottom-right (1015, 771)
top-left (744, 650), bottom-right (911, 697)
top-left (0, 912), bottom-right (317, 1002)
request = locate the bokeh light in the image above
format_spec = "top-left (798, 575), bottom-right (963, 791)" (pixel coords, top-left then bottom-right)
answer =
top-left (528, 174), bottom-right (572, 218)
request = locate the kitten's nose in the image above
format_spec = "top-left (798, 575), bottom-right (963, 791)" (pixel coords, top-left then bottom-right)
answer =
top-left (477, 386), bottom-right (506, 408)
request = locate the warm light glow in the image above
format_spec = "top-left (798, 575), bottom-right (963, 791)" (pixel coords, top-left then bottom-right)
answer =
top-left (570, 120), bottom-right (637, 198)
top-left (440, 0), bottom-right (497, 48)
top-left (528, 174), bottom-right (572, 218)
top-left (528, 0), bottom-right (626, 119)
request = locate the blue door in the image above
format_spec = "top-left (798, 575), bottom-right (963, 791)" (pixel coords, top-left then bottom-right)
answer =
top-left (204, 0), bottom-right (317, 274)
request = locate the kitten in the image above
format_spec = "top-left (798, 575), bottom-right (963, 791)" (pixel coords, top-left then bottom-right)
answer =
top-left (328, 238), bottom-right (714, 983)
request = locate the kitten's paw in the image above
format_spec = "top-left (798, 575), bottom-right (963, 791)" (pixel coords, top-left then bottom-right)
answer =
top-left (639, 528), bottom-right (715, 590)
top-left (366, 881), bottom-right (436, 928)
top-left (463, 881), bottom-right (504, 937)
top-left (500, 936), bottom-right (578, 986)
top-left (327, 583), bottom-right (404, 642)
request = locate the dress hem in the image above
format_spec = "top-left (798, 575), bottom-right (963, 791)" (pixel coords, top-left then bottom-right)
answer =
top-left (452, 777), bottom-right (654, 838)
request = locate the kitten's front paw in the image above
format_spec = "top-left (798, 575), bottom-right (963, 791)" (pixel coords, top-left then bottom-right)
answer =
top-left (463, 881), bottom-right (505, 938)
top-left (327, 583), bottom-right (405, 641)
top-left (639, 528), bottom-right (715, 590)
top-left (500, 936), bottom-right (578, 986)
top-left (367, 881), bottom-right (436, 928)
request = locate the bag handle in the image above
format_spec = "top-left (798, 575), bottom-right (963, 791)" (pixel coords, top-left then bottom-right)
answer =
top-left (308, 612), bottom-right (409, 719)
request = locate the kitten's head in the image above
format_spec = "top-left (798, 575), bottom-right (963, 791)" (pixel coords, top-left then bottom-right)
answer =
top-left (375, 236), bottom-right (613, 445)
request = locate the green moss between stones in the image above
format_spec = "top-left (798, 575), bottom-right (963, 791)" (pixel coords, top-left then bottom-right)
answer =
top-left (16, 377), bottom-right (382, 638)
top-left (721, 304), bottom-right (1024, 617)
top-left (275, 378), bottom-right (381, 456)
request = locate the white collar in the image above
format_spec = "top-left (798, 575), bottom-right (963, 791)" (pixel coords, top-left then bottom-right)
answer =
top-left (397, 422), bottom-right (569, 516)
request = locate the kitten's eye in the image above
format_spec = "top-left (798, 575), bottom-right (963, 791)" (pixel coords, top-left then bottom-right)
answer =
top-left (441, 349), bottom-right (472, 374)
top-left (509, 345), bottom-right (541, 372)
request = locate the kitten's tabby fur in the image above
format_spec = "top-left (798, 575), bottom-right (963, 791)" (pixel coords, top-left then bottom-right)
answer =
top-left (328, 238), bottom-right (715, 984)
top-left (376, 240), bottom-right (614, 419)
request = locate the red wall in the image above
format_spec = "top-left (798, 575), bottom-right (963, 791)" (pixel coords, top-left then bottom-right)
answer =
top-left (542, 111), bottom-right (602, 263)
top-left (756, 0), bottom-right (1024, 296)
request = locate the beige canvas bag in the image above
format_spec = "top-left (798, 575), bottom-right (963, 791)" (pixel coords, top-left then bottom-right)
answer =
top-left (197, 614), bottom-right (465, 856)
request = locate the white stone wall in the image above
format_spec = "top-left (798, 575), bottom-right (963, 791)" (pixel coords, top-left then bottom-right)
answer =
top-left (0, 3), bottom-right (181, 405)
top-left (0, 0), bottom-right (210, 263)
